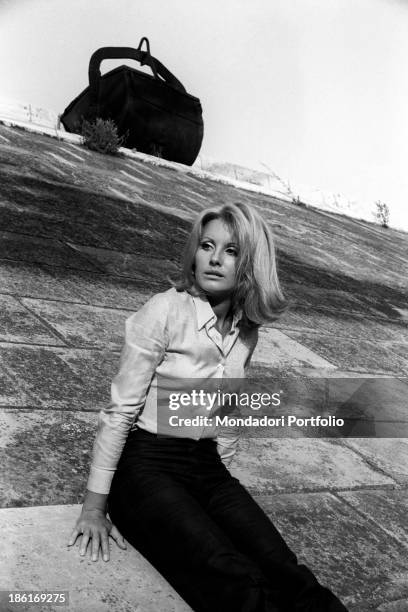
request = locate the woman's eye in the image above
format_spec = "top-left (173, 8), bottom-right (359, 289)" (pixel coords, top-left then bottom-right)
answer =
top-left (200, 242), bottom-right (212, 250)
top-left (227, 248), bottom-right (238, 256)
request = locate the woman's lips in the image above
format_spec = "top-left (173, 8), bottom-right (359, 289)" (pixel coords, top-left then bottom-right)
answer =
top-left (204, 271), bottom-right (223, 277)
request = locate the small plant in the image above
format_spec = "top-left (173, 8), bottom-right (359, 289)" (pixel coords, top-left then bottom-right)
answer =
top-left (374, 200), bottom-right (390, 228)
top-left (81, 118), bottom-right (124, 155)
top-left (292, 195), bottom-right (306, 207)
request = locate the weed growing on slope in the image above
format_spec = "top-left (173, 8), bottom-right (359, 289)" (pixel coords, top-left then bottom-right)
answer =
top-left (81, 118), bottom-right (125, 155)
top-left (374, 200), bottom-right (390, 228)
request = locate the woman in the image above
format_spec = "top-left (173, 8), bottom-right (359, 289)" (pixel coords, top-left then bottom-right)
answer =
top-left (68, 202), bottom-right (348, 611)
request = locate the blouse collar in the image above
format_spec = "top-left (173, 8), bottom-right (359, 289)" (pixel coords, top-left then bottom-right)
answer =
top-left (192, 292), bottom-right (242, 331)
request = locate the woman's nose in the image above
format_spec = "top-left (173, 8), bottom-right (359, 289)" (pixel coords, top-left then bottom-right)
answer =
top-left (210, 249), bottom-right (222, 264)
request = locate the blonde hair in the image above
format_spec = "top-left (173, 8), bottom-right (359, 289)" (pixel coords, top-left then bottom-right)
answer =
top-left (176, 202), bottom-right (287, 326)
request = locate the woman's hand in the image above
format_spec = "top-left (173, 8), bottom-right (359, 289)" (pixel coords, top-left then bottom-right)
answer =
top-left (67, 508), bottom-right (127, 562)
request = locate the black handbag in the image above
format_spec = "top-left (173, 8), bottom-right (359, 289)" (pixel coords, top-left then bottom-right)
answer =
top-left (60, 37), bottom-right (204, 166)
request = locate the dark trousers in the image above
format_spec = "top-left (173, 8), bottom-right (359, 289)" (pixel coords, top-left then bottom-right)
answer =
top-left (108, 428), bottom-right (348, 612)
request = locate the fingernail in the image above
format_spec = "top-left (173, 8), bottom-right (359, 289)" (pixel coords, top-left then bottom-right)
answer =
top-left (103, 555), bottom-right (108, 561)
top-left (92, 556), bottom-right (97, 561)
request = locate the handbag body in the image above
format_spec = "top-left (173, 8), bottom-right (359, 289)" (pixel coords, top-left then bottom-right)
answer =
top-left (60, 38), bottom-right (204, 166)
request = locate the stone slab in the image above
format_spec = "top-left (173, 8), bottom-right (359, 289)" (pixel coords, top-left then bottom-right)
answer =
top-left (0, 295), bottom-right (64, 345)
top-left (392, 307), bottom-right (408, 322)
top-left (330, 377), bottom-right (408, 437)
top-left (229, 438), bottom-right (395, 494)
top-left (56, 145), bottom-right (86, 162)
top-left (21, 299), bottom-right (129, 349)
top-left (113, 175), bottom-right (145, 197)
top-left (0, 261), bottom-right (155, 310)
top-left (256, 492), bottom-right (408, 610)
top-left (0, 231), bottom-right (102, 272)
top-left (276, 260), bottom-right (407, 325)
top-left (0, 410), bottom-right (97, 507)
top-left (46, 151), bottom-right (78, 168)
top-left (0, 368), bottom-right (35, 407)
top-left (84, 222), bottom-right (176, 258)
top-left (0, 208), bottom-right (109, 249)
top-left (338, 489), bottom-right (408, 549)
top-left (252, 327), bottom-right (336, 370)
top-left (40, 191), bottom-right (191, 259)
top-left (44, 269), bottom-right (155, 310)
top-left (337, 439), bottom-right (408, 485)
top-left (123, 159), bottom-right (160, 180)
top-left (286, 367), bottom-right (400, 379)
top-left (0, 261), bottom-right (86, 302)
top-left (356, 319), bottom-right (408, 343)
top-left (376, 600), bottom-right (408, 611)
top-left (283, 330), bottom-right (408, 374)
top-left (0, 345), bottom-right (107, 410)
top-left (119, 168), bottom-right (150, 187)
top-left (138, 189), bottom-right (198, 221)
top-left (64, 245), bottom-right (180, 282)
top-left (283, 282), bottom-right (373, 315)
top-left (57, 348), bottom-right (119, 407)
top-left (0, 504), bottom-right (191, 612)
top-left (266, 309), bottom-right (312, 331)
top-left (270, 376), bottom-right (408, 436)
top-left (3, 494), bottom-right (406, 611)
top-left (383, 341), bottom-right (408, 361)
top-left (240, 372), bottom-right (408, 438)
top-left (275, 308), bottom-right (408, 343)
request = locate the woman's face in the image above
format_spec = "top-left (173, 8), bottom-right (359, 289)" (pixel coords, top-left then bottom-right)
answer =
top-left (194, 218), bottom-right (238, 298)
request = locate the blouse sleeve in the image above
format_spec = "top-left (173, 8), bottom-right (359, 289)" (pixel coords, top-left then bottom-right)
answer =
top-left (216, 326), bottom-right (259, 467)
top-left (86, 293), bottom-right (169, 494)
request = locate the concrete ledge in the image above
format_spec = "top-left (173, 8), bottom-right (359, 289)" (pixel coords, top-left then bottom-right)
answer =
top-left (0, 504), bottom-right (191, 612)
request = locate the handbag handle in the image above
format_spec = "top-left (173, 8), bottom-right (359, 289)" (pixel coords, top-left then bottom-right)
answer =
top-left (88, 37), bottom-right (187, 117)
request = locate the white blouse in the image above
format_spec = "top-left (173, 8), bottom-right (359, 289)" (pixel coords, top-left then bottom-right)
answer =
top-left (87, 287), bottom-right (259, 494)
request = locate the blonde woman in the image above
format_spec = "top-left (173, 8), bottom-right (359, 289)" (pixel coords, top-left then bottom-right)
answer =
top-left (68, 202), bottom-right (347, 611)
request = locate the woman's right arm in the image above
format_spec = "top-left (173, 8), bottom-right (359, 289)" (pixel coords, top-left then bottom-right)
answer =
top-left (87, 293), bottom-right (170, 496)
top-left (67, 293), bottom-right (169, 560)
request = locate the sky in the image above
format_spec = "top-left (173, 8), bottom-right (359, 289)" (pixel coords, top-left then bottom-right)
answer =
top-left (1, 0), bottom-right (408, 230)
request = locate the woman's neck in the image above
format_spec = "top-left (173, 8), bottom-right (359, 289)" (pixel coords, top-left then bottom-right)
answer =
top-left (207, 294), bottom-right (232, 327)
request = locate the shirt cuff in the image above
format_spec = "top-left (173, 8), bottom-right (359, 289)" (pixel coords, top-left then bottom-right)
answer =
top-left (217, 431), bottom-right (240, 467)
top-left (86, 465), bottom-right (116, 495)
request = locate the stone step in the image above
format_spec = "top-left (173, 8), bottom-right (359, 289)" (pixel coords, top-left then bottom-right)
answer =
top-left (0, 504), bottom-right (191, 612)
